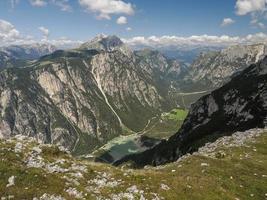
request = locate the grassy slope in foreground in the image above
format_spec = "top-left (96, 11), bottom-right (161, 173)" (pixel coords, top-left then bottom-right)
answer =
top-left (0, 129), bottom-right (266, 200)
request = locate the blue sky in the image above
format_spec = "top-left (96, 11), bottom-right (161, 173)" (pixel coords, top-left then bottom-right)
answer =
top-left (0, 0), bottom-right (266, 47)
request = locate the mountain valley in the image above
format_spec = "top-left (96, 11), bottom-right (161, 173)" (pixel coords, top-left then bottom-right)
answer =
top-left (0, 34), bottom-right (266, 199)
top-left (115, 55), bottom-right (267, 167)
top-left (2, 1), bottom-right (267, 199)
top-left (0, 35), bottom-right (266, 163)
top-left (0, 35), bottom-right (187, 156)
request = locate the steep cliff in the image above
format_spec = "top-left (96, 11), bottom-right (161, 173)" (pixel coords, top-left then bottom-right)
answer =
top-left (184, 44), bottom-right (267, 91)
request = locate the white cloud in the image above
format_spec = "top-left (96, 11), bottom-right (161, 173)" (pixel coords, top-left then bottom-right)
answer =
top-left (235, 0), bottom-right (267, 30)
top-left (29, 0), bottom-right (47, 7)
top-left (51, 0), bottom-right (72, 11)
top-left (123, 33), bottom-right (267, 48)
top-left (250, 17), bottom-right (266, 29)
top-left (126, 27), bottom-right (132, 31)
top-left (235, 0), bottom-right (266, 15)
top-left (40, 37), bottom-right (83, 49)
top-left (39, 26), bottom-right (49, 39)
top-left (79, 0), bottom-right (134, 20)
top-left (117, 16), bottom-right (127, 24)
top-left (0, 19), bottom-right (37, 46)
top-left (221, 18), bottom-right (235, 27)
top-left (29, 0), bottom-right (72, 11)
top-left (257, 22), bottom-right (266, 28)
top-left (250, 17), bottom-right (258, 24)
top-left (0, 19), bottom-right (20, 44)
top-left (0, 19), bottom-right (81, 48)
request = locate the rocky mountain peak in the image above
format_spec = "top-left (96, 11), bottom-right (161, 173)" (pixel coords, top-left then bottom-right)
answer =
top-left (80, 35), bottom-right (124, 51)
top-left (79, 34), bottom-right (133, 57)
top-left (91, 33), bottom-right (107, 41)
top-left (220, 43), bottom-right (266, 62)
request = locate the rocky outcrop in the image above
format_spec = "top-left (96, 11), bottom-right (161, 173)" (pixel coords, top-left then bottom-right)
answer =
top-left (184, 44), bottom-right (267, 91)
top-left (80, 34), bottom-right (132, 57)
top-left (115, 56), bottom-right (267, 167)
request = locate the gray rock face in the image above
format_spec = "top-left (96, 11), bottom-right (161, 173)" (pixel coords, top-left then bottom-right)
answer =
top-left (186, 43), bottom-right (267, 90)
top-left (134, 49), bottom-right (187, 99)
top-left (80, 35), bottom-right (131, 56)
top-left (0, 36), bottom-right (181, 155)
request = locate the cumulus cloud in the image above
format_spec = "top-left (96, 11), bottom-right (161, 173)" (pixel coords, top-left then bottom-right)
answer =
top-left (39, 26), bottom-right (49, 39)
top-left (235, 0), bottom-right (267, 29)
top-left (40, 37), bottom-right (83, 49)
top-left (235, 0), bottom-right (266, 15)
top-left (257, 22), bottom-right (266, 29)
top-left (0, 19), bottom-right (21, 44)
top-left (50, 0), bottom-right (72, 11)
top-left (126, 27), bottom-right (132, 31)
top-left (221, 18), bottom-right (235, 27)
top-left (0, 19), bottom-right (38, 46)
top-left (29, 0), bottom-right (47, 7)
top-left (0, 19), bottom-right (81, 48)
top-left (29, 0), bottom-right (72, 11)
top-left (117, 16), bottom-right (127, 24)
top-left (250, 17), bottom-right (266, 29)
top-left (79, 0), bottom-right (134, 20)
top-left (123, 33), bottom-right (267, 49)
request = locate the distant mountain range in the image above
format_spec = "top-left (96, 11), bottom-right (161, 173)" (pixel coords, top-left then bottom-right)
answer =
top-left (128, 43), bottom-right (224, 63)
top-left (0, 43), bottom-right (57, 69)
top-left (159, 46), bottom-right (223, 64)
